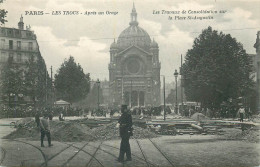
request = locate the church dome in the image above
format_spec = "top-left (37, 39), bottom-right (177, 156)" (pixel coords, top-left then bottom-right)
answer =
top-left (116, 4), bottom-right (151, 51)
top-left (110, 39), bottom-right (118, 49)
top-left (150, 39), bottom-right (158, 48)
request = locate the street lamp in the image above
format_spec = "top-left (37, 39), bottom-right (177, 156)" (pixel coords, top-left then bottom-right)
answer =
top-left (96, 79), bottom-right (101, 114)
top-left (174, 69), bottom-right (179, 114)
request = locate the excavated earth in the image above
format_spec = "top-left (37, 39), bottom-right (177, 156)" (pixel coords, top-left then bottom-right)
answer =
top-left (3, 118), bottom-right (157, 142)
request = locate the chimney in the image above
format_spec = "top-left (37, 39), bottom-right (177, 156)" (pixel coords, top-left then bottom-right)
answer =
top-left (18, 15), bottom-right (24, 30)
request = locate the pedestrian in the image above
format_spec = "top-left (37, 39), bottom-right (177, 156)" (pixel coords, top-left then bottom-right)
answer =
top-left (117, 104), bottom-right (133, 162)
top-left (238, 106), bottom-right (245, 122)
top-left (40, 113), bottom-right (53, 147)
top-left (59, 112), bottom-right (64, 121)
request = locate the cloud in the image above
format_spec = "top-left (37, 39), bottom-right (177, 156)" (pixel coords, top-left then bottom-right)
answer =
top-left (33, 26), bottom-right (108, 80)
top-left (213, 7), bottom-right (259, 53)
top-left (140, 19), bottom-right (193, 80)
top-left (2, 0), bottom-right (259, 83)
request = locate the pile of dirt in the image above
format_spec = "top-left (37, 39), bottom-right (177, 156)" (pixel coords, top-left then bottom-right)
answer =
top-left (4, 118), bottom-right (157, 142)
top-left (4, 119), bottom-right (93, 142)
top-left (217, 128), bottom-right (260, 143)
top-left (4, 118), bottom-right (40, 140)
top-left (51, 121), bottom-right (93, 142)
top-left (89, 122), bottom-right (158, 141)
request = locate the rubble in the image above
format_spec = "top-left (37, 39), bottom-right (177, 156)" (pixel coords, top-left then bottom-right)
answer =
top-left (4, 118), bottom-right (157, 142)
top-left (82, 122), bottom-right (157, 141)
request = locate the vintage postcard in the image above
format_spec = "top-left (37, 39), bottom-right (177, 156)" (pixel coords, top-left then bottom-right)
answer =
top-left (0, 0), bottom-right (259, 166)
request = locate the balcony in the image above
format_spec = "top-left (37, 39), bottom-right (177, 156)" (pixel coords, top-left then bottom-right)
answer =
top-left (0, 45), bottom-right (38, 52)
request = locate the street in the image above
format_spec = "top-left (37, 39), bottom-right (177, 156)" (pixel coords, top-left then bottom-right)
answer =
top-left (0, 127), bottom-right (259, 166)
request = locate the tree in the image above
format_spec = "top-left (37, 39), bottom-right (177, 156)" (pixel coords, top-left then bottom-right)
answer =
top-left (24, 55), bottom-right (38, 105)
top-left (182, 27), bottom-right (254, 110)
top-left (0, 0), bottom-right (8, 25)
top-left (85, 82), bottom-right (104, 108)
top-left (54, 56), bottom-right (90, 103)
top-left (1, 56), bottom-right (25, 106)
top-left (24, 54), bottom-right (51, 107)
top-left (0, 9), bottom-right (7, 25)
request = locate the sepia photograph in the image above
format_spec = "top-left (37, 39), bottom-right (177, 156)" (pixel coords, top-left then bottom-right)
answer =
top-left (0, 0), bottom-right (259, 166)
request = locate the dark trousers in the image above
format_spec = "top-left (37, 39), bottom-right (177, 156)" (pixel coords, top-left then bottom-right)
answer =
top-left (240, 113), bottom-right (244, 122)
top-left (41, 130), bottom-right (51, 146)
top-left (118, 135), bottom-right (131, 160)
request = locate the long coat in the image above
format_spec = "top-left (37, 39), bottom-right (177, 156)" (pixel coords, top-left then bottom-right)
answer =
top-left (118, 112), bottom-right (132, 137)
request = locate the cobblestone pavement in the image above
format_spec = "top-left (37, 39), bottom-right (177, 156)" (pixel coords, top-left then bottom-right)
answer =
top-left (0, 135), bottom-right (259, 167)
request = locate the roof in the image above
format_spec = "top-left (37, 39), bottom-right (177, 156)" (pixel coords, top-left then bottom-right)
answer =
top-left (115, 4), bottom-right (151, 51)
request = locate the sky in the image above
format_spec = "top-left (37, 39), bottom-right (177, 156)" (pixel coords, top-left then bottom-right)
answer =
top-left (1, 0), bottom-right (260, 83)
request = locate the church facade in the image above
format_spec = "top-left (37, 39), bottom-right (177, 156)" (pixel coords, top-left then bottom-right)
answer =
top-left (108, 4), bottom-right (161, 107)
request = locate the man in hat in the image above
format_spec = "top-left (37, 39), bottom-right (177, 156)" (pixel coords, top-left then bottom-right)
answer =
top-left (40, 113), bottom-right (53, 147)
top-left (117, 104), bottom-right (133, 162)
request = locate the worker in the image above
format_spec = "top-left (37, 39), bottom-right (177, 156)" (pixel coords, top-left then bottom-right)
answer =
top-left (117, 104), bottom-right (133, 162)
top-left (238, 106), bottom-right (245, 122)
top-left (40, 113), bottom-right (53, 147)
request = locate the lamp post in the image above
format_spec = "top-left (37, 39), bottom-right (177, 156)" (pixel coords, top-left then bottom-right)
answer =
top-left (163, 75), bottom-right (166, 121)
top-left (174, 69), bottom-right (179, 114)
top-left (96, 79), bottom-right (101, 114)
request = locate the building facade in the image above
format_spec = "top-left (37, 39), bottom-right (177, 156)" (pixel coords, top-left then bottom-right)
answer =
top-left (0, 16), bottom-right (43, 105)
top-left (108, 4), bottom-right (161, 107)
top-left (101, 80), bottom-right (110, 105)
top-left (254, 31), bottom-right (260, 111)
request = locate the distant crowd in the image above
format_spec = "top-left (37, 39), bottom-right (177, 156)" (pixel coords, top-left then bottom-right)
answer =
top-left (0, 104), bottom-right (253, 120)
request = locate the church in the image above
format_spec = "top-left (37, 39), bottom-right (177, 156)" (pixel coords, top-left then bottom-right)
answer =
top-left (108, 4), bottom-right (161, 107)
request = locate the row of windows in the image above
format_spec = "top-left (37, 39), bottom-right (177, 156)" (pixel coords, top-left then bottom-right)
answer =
top-left (0, 52), bottom-right (36, 63)
top-left (0, 39), bottom-right (33, 50)
top-left (0, 28), bottom-right (33, 38)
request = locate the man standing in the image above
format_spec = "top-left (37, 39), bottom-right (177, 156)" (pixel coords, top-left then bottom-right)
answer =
top-left (238, 106), bottom-right (245, 122)
top-left (40, 113), bottom-right (53, 147)
top-left (117, 105), bottom-right (132, 162)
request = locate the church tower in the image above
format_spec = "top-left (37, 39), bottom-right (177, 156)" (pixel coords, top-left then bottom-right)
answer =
top-left (108, 4), bottom-right (161, 107)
